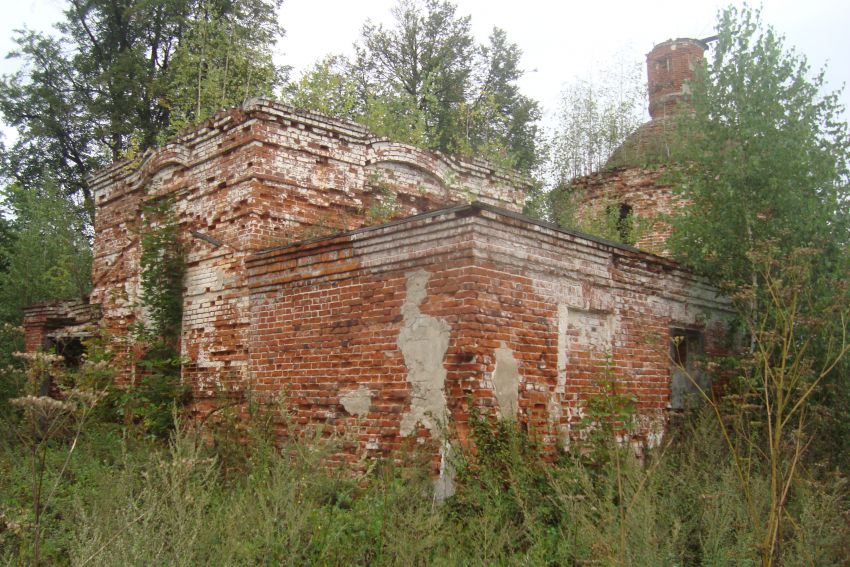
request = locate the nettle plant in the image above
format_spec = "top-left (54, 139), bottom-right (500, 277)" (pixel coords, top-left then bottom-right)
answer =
top-left (7, 351), bottom-right (106, 565)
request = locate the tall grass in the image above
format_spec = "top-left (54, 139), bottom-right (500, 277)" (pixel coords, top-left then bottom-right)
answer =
top-left (2, 403), bottom-right (847, 566)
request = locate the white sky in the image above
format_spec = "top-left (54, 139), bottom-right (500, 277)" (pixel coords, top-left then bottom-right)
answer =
top-left (1, 0), bottom-right (848, 133)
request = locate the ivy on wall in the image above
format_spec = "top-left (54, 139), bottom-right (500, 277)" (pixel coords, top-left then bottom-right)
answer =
top-left (128, 196), bottom-right (188, 438)
top-left (139, 197), bottom-right (186, 345)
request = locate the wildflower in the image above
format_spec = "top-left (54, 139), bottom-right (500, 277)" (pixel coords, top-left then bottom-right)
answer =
top-left (10, 395), bottom-right (76, 414)
top-left (13, 351), bottom-right (64, 364)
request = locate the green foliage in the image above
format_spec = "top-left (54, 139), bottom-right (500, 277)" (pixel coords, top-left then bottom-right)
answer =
top-left (365, 174), bottom-right (401, 225)
top-left (0, 350), bottom-right (106, 565)
top-left (284, 55), bottom-right (361, 120)
top-left (668, 5), bottom-right (850, 289)
top-left (0, 327), bottom-right (25, 416)
top-left (459, 27), bottom-right (541, 171)
top-left (0, 183), bottom-right (92, 324)
top-left (285, 0), bottom-right (542, 173)
top-left (139, 197), bottom-right (185, 344)
top-left (355, 0), bottom-right (475, 151)
top-left (0, 0), bottom-right (285, 221)
top-left (120, 343), bottom-right (188, 439)
top-left (549, 57), bottom-right (646, 183)
top-left (573, 359), bottom-right (638, 467)
top-left (663, 245), bottom-right (850, 565)
top-left (132, 197), bottom-right (187, 438)
top-left (162, 0), bottom-right (286, 140)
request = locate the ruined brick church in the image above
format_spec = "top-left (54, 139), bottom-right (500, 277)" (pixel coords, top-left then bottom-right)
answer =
top-left (24, 38), bottom-right (731, 471)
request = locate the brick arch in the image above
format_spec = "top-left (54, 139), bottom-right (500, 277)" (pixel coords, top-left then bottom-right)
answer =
top-left (127, 145), bottom-right (192, 194)
top-left (366, 140), bottom-right (459, 188)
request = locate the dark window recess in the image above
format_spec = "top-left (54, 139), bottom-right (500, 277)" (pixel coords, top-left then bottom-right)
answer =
top-left (616, 203), bottom-right (632, 242)
top-left (36, 337), bottom-right (86, 396)
top-left (52, 337), bottom-right (86, 370)
top-left (669, 328), bottom-right (710, 410)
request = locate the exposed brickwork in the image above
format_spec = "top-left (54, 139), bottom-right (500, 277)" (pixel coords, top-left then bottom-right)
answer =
top-left (246, 205), bottom-right (732, 465)
top-left (24, 95), bottom-right (733, 481)
top-left (568, 166), bottom-right (679, 255)
top-left (647, 38), bottom-right (707, 120)
top-left (85, 99), bottom-right (529, 389)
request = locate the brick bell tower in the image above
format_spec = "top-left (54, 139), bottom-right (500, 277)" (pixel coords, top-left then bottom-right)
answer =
top-left (646, 37), bottom-right (709, 119)
top-left (565, 37), bottom-right (711, 256)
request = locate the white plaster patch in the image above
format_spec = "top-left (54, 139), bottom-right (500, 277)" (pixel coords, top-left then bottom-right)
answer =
top-left (398, 270), bottom-right (450, 437)
top-left (556, 303), bottom-right (569, 394)
top-left (340, 385), bottom-right (372, 418)
top-left (434, 440), bottom-right (456, 503)
top-left (492, 342), bottom-right (520, 419)
top-left (567, 308), bottom-right (614, 351)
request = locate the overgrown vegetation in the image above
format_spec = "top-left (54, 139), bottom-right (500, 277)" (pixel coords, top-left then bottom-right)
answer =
top-left (365, 173), bottom-right (402, 225)
top-left (0, 183), bottom-right (91, 324)
top-left (663, 7), bottom-right (850, 565)
top-left (1, 384), bottom-right (848, 565)
top-left (125, 197), bottom-right (189, 439)
top-left (668, 5), bottom-right (850, 476)
top-left (285, 0), bottom-right (541, 173)
top-left (549, 190), bottom-right (650, 246)
top-left (547, 57), bottom-right (646, 183)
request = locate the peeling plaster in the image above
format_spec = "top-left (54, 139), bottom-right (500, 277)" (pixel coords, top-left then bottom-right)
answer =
top-left (492, 342), bottom-right (520, 419)
top-left (549, 303), bottom-right (570, 445)
top-left (556, 303), bottom-right (568, 394)
top-left (434, 440), bottom-right (456, 503)
top-left (340, 385), bottom-right (372, 417)
top-left (398, 270), bottom-right (450, 437)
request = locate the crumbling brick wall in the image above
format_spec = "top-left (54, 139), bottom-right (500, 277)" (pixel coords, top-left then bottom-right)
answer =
top-left (22, 300), bottom-right (100, 353)
top-left (246, 205), bottom-right (732, 473)
top-left (567, 166), bottom-right (679, 255)
top-left (24, 95), bottom-right (733, 485)
top-left (85, 99), bottom-right (530, 394)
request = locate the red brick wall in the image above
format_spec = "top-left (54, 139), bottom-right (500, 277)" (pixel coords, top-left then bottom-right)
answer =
top-left (245, 205), bottom-right (732, 466)
top-left (86, 100), bottom-right (530, 389)
top-left (647, 38), bottom-right (706, 120)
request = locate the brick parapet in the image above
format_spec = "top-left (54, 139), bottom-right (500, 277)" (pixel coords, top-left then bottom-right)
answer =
top-left (88, 99), bottom-right (529, 212)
